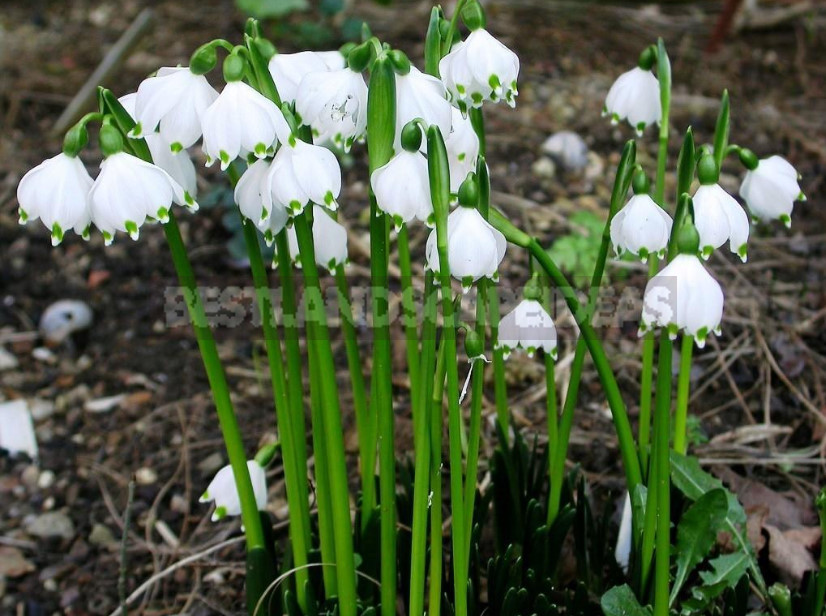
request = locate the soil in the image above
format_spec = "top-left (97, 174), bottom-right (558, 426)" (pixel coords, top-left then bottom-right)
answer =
top-left (1, 0), bottom-right (825, 614)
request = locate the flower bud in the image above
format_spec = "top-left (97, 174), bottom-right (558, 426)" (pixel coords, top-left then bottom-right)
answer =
top-left (99, 124), bottom-right (124, 157)
top-left (631, 169), bottom-right (650, 195)
top-left (696, 153), bottom-right (719, 185)
top-left (254, 442), bottom-right (280, 467)
top-left (738, 147), bottom-right (759, 171)
top-left (388, 49), bottom-right (411, 75)
top-left (464, 329), bottom-right (484, 358)
top-left (223, 53), bottom-right (246, 83)
top-left (400, 121), bottom-right (423, 153)
top-left (347, 41), bottom-right (373, 73)
top-left (637, 45), bottom-right (656, 71)
top-left (457, 173), bottom-right (479, 208)
top-left (767, 584), bottom-right (791, 616)
top-left (190, 43), bottom-right (218, 75)
top-left (461, 0), bottom-right (486, 31)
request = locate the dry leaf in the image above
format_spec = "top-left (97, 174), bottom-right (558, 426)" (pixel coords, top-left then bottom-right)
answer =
top-left (766, 524), bottom-right (818, 587)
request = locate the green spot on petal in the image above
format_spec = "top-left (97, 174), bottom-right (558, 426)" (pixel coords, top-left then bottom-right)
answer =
top-left (102, 231), bottom-right (114, 246)
top-left (219, 150), bottom-right (230, 165)
top-left (125, 220), bottom-right (140, 240)
top-left (701, 245), bottom-right (713, 259)
top-left (779, 213), bottom-right (792, 228)
top-left (457, 153), bottom-right (466, 161)
top-left (157, 206), bottom-right (170, 222)
top-left (18, 208), bottom-right (28, 223)
top-left (213, 505), bottom-right (227, 521)
top-left (737, 244), bottom-right (748, 262)
top-left (81, 225), bottom-right (91, 241)
top-left (50, 222), bottom-right (64, 246)
top-left (170, 142), bottom-right (183, 153)
top-left (254, 143), bottom-right (267, 157)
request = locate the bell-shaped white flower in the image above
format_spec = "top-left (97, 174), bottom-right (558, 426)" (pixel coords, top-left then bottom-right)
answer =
top-left (119, 93), bottom-right (198, 198)
top-left (439, 28), bottom-right (520, 113)
top-left (268, 51), bottom-right (336, 104)
top-left (497, 298), bottom-right (557, 359)
top-left (311, 206), bottom-right (348, 270)
top-left (395, 66), bottom-right (452, 151)
top-left (604, 67), bottom-right (661, 135)
top-left (201, 81), bottom-right (291, 170)
top-left (739, 154), bottom-right (805, 227)
top-left (17, 153), bottom-right (93, 245)
top-left (199, 460), bottom-right (268, 521)
top-left (426, 205), bottom-right (507, 290)
top-left (89, 128), bottom-right (196, 245)
top-left (131, 67), bottom-right (218, 150)
top-left (371, 150), bottom-right (432, 229)
top-left (445, 108), bottom-right (480, 193)
top-left (264, 138), bottom-right (341, 216)
top-left (692, 184), bottom-right (749, 262)
top-left (610, 193), bottom-right (672, 262)
top-left (640, 253), bottom-right (724, 347)
top-left (295, 67), bottom-right (368, 151)
top-left (234, 158), bottom-right (273, 225)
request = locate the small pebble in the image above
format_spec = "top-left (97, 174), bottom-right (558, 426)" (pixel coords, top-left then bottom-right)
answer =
top-left (39, 300), bottom-right (93, 345)
top-left (26, 511), bottom-right (75, 540)
top-left (0, 347), bottom-right (19, 371)
top-left (37, 470), bottom-right (55, 490)
top-left (135, 467), bottom-right (158, 485)
top-left (541, 130), bottom-right (589, 173)
top-left (531, 157), bottom-right (556, 180)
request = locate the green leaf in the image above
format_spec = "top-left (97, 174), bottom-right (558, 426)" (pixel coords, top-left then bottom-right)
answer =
top-left (236, 0), bottom-right (308, 19)
top-left (671, 489), bottom-right (729, 606)
top-left (601, 584), bottom-right (650, 616)
top-left (694, 552), bottom-right (750, 604)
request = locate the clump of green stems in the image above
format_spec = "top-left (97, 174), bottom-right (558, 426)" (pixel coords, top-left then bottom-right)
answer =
top-left (73, 4), bottom-right (806, 616)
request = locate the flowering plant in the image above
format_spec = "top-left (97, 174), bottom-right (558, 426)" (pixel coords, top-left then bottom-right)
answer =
top-left (15, 3), bottom-right (820, 616)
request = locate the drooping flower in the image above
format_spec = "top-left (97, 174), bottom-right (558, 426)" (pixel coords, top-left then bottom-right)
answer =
top-left (268, 51), bottom-right (340, 104)
top-left (263, 138), bottom-right (341, 216)
top-left (370, 125), bottom-right (433, 229)
top-left (201, 81), bottom-right (291, 170)
top-left (311, 206), bottom-right (348, 270)
top-left (234, 158), bottom-right (273, 225)
top-left (610, 194), bottom-right (672, 262)
top-left (497, 298), bottom-right (557, 359)
top-left (199, 460), bottom-right (268, 522)
top-left (119, 93), bottom-right (198, 198)
top-left (426, 206), bottom-right (507, 290)
top-left (439, 28), bottom-right (520, 113)
top-left (131, 67), bottom-right (218, 150)
top-left (295, 67), bottom-right (368, 151)
top-left (604, 67), bottom-right (661, 135)
top-left (17, 153), bottom-right (93, 245)
top-left (395, 66), bottom-right (453, 151)
top-left (89, 126), bottom-right (196, 244)
top-left (444, 108), bottom-right (480, 193)
top-left (640, 253), bottom-right (724, 347)
top-left (739, 153), bottom-right (805, 227)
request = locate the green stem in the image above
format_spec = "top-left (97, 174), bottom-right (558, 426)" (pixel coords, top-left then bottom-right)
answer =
top-left (241, 220), bottom-right (311, 608)
top-left (308, 330), bottom-right (338, 596)
top-left (528, 241), bottom-right (642, 496)
top-left (164, 217), bottom-right (265, 550)
top-left (274, 230), bottom-right (311, 515)
top-left (398, 225), bottom-right (420, 417)
top-left (293, 214), bottom-right (358, 616)
top-left (652, 334), bottom-right (673, 616)
top-left (463, 280), bottom-right (487, 560)
top-left (442, 0), bottom-right (468, 56)
top-left (429, 339), bottom-right (448, 616)
top-left (409, 272), bottom-right (439, 616)
top-left (334, 265), bottom-right (375, 520)
top-left (673, 335), bottom-right (694, 455)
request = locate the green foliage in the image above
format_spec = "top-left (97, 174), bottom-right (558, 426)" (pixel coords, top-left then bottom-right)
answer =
top-left (237, 0), bottom-right (308, 19)
top-left (546, 211), bottom-right (605, 285)
top-left (601, 584), bottom-right (650, 616)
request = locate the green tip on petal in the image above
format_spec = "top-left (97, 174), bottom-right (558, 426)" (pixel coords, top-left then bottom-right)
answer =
top-left (125, 220), bottom-right (140, 240)
top-left (219, 150), bottom-right (230, 166)
top-left (471, 92), bottom-right (483, 106)
top-left (635, 122), bottom-right (646, 136)
top-left (81, 225), bottom-right (91, 241)
top-left (200, 490), bottom-right (210, 502)
top-left (780, 213), bottom-right (792, 228)
top-left (18, 208), bottom-right (28, 224)
top-left (212, 505), bottom-right (227, 521)
top-left (701, 245), bottom-right (713, 260)
top-left (392, 215), bottom-right (404, 232)
top-left (798, 191), bottom-right (807, 202)
top-left (170, 142), bottom-right (183, 153)
top-left (737, 244), bottom-right (748, 262)
top-left (254, 143), bottom-right (267, 157)
top-left (638, 247), bottom-right (649, 263)
top-left (290, 200), bottom-right (303, 213)
top-left (102, 231), bottom-right (114, 246)
top-left (50, 223), bottom-right (64, 246)
top-left (324, 191), bottom-right (335, 207)
top-left (128, 122), bottom-right (143, 139)
top-left (667, 323), bottom-right (680, 339)
top-left (288, 135), bottom-right (297, 148)
top-left (157, 206), bottom-right (170, 223)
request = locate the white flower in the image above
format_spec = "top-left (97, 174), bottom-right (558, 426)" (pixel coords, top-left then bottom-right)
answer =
top-left (739, 155), bottom-right (805, 227)
top-left (201, 81), bottom-right (291, 170)
top-left (311, 206), bottom-right (348, 270)
top-left (268, 51), bottom-right (337, 104)
top-left (264, 139), bottom-right (341, 216)
top-left (199, 460), bottom-right (268, 521)
top-left (640, 253), bottom-right (724, 347)
top-left (131, 67), bottom-right (218, 150)
top-left (17, 153), bottom-right (93, 245)
top-left (395, 66), bottom-right (453, 152)
top-left (89, 152), bottom-right (196, 244)
top-left (604, 67), bottom-right (661, 135)
top-left (445, 108), bottom-right (480, 193)
top-left (119, 93), bottom-right (198, 198)
top-left (295, 67), bottom-right (368, 151)
top-left (692, 184), bottom-right (749, 261)
top-left (234, 158), bottom-right (273, 225)
top-left (497, 299), bottom-right (557, 359)
top-left (439, 28), bottom-right (520, 112)
top-left (610, 194), bottom-right (672, 262)
top-left (370, 150), bottom-right (432, 228)
top-left (425, 206), bottom-right (507, 290)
